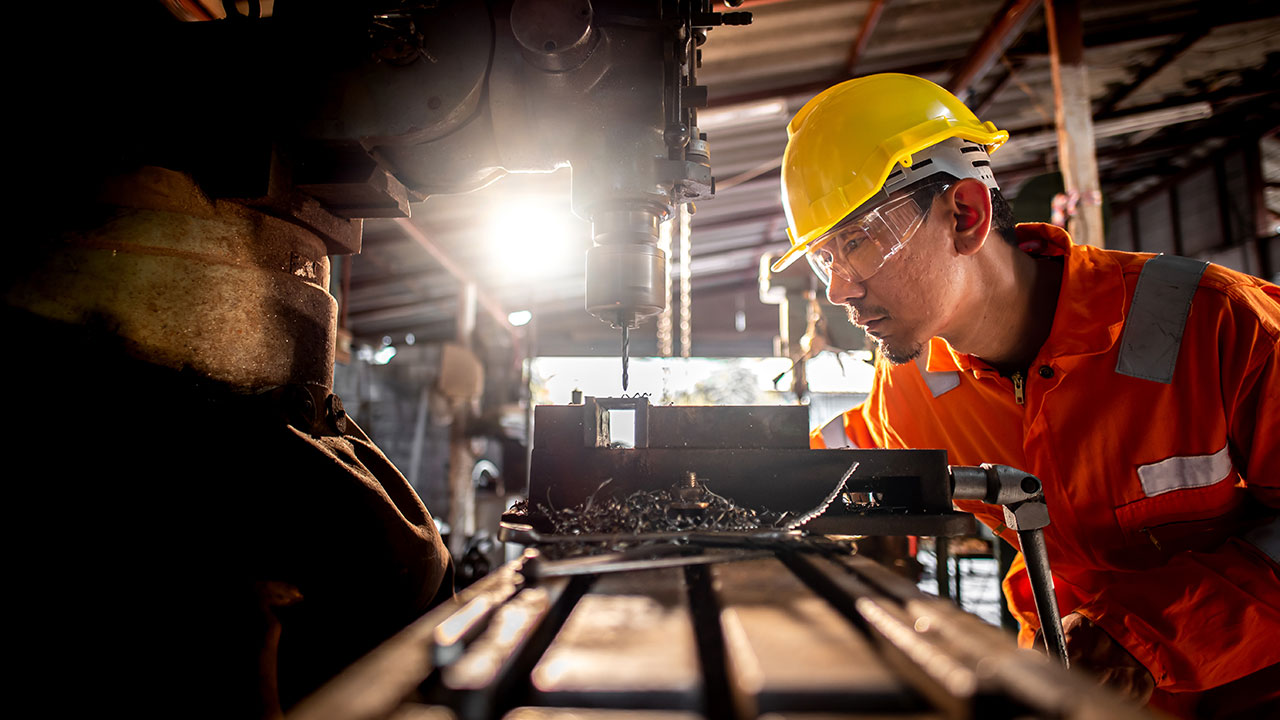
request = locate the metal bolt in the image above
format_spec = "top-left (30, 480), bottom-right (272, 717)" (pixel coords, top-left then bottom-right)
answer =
top-left (326, 393), bottom-right (348, 434)
top-left (285, 384), bottom-right (317, 430)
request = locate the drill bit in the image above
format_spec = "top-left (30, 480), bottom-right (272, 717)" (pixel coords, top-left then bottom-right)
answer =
top-left (621, 325), bottom-right (630, 391)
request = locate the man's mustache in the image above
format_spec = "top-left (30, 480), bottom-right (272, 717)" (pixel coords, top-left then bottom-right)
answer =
top-left (845, 303), bottom-right (890, 326)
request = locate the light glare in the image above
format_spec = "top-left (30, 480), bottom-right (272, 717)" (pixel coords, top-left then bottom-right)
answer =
top-left (489, 199), bottom-right (581, 281)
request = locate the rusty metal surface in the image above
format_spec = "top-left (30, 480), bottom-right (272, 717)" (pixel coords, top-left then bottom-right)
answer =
top-left (714, 558), bottom-right (918, 715)
top-left (8, 167), bottom-right (338, 390)
top-left (530, 568), bottom-right (703, 710)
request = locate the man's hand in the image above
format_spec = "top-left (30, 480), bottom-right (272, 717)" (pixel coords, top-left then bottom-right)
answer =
top-left (1035, 612), bottom-right (1156, 703)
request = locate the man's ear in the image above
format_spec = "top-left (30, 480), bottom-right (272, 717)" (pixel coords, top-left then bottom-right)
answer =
top-left (947, 178), bottom-right (993, 257)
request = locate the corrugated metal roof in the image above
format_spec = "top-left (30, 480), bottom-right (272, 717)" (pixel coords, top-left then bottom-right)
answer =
top-left (351, 0), bottom-right (1279, 355)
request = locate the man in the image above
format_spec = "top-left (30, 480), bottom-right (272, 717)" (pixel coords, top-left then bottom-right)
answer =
top-left (774, 73), bottom-right (1279, 717)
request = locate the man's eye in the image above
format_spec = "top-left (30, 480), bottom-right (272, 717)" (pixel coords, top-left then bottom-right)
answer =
top-left (841, 231), bottom-right (869, 254)
top-left (816, 248), bottom-right (835, 265)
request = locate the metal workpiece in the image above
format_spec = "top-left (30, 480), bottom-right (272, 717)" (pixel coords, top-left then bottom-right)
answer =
top-left (519, 399), bottom-right (972, 538)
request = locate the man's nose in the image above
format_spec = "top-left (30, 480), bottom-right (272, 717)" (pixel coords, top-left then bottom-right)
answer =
top-left (826, 271), bottom-right (866, 305)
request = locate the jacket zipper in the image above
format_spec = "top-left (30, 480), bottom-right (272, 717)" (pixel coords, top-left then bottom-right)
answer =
top-left (1011, 370), bottom-right (1025, 406)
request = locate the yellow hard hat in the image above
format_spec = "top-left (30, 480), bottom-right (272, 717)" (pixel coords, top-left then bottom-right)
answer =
top-left (772, 74), bottom-right (1008, 272)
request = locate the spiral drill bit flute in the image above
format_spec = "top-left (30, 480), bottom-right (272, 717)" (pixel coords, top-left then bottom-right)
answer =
top-left (621, 326), bottom-right (630, 391)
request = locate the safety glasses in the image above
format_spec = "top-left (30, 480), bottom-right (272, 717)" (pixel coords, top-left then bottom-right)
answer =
top-left (805, 184), bottom-right (945, 285)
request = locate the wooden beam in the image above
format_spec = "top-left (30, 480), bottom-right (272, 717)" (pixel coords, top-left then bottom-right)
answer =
top-left (1045, 0), bottom-right (1105, 247)
top-left (845, 0), bottom-right (888, 76)
top-left (1093, 28), bottom-right (1209, 116)
top-left (946, 0), bottom-right (1042, 98)
top-left (972, 59), bottom-right (1020, 116)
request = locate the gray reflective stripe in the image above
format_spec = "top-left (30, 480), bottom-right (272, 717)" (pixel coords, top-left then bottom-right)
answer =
top-left (1243, 520), bottom-right (1279, 564)
top-left (1137, 445), bottom-right (1233, 497)
top-left (914, 348), bottom-right (960, 398)
top-left (1116, 254), bottom-right (1208, 384)
top-left (820, 416), bottom-right (855, 449)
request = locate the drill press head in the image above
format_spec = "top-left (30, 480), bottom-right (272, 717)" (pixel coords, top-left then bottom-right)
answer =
top-left (585, 207), bottom-right (668, 330)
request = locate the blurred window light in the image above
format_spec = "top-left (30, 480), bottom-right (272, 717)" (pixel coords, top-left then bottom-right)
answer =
top-left (489, 199), bottom-right (583, 282)
top-left (508, 310), bottom-right (533, 326)
top-left (356, 344), bottom-right (399, 365)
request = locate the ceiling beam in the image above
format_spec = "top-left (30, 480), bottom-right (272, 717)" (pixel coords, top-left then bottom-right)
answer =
top-left (393, 218), bottom-right (516, 337)
top-left (1092, 27), bottom-right (1210, 116)
top-left (946, 0), bottom-right (1042, 98)
top-left (972, 58), bottom-right (1021, 116)
top-left (1010, 1), bottom-right (1278, 56)
top-left (845, 0), bottom-right (888, 76)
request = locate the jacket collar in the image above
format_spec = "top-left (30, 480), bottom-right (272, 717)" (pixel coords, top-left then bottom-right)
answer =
top-left (925, 223), bottom-right (1127, 374)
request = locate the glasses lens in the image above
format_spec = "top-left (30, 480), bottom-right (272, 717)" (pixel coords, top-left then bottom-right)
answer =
top-left (805, 184), bottom-right (938, 285)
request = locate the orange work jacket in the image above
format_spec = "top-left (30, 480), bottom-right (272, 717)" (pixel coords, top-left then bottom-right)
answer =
top-left (812, 223), bottom-right (1280, 713)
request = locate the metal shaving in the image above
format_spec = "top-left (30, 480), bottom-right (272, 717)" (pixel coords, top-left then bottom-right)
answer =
top-left (783, 461), bottom-right (858, 530)
top-left (524, 461), bottom-right (860, 537)
top-left (534, 485), bottom-right (787, 536)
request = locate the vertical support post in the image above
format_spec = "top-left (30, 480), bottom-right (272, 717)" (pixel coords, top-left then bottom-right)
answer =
top-left (935, 537), bottom-right (952, 600)
top-left (1243, 134), bottom-right (1272, 277)
top-left (448, 283), bottom-right (480, 559)
top-left (1045, 0), bottom-right (1105, 247)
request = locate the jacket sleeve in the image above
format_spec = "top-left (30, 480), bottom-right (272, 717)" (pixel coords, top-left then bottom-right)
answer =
top-left (1074, 283), bottom-right (1280, 692)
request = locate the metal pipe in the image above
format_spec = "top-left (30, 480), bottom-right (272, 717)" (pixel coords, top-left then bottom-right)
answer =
top-left (844, 0), bottom-right (887, 76)
top-left (1018, 528), bottom-right (1069, 667)
top-left (393, 218), bottom-right (517, 340)
top-left (947, 0), bottom-right (1042, 97)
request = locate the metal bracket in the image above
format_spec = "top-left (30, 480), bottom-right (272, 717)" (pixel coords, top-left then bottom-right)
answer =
top-left (950, 464), bottom-right (1068, 668)
top-left (582, 395), bottom-right (650, 448)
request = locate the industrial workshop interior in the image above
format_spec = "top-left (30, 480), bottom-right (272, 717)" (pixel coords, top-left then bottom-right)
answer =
top-left (10, 0), bottom-right (1279, 718)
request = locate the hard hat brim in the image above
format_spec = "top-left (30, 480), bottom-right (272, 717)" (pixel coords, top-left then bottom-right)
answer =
top-left (773, 122), bottom-right (1008, 274)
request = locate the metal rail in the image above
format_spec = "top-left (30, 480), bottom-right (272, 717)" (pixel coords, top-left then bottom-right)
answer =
top-left (289, 541), bottom-right (1152, 720)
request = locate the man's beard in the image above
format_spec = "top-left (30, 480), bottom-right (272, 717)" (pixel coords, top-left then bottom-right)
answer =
top-left (877, 338), bottom-right (923, 365)
top-left (845, 305), bottom-right (922, 365)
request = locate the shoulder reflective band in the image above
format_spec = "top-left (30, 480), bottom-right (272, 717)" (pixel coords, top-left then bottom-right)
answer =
top-left (820, 416), bottom-right (855, 449)
top-left (1115, 254), bottom-right (1208, 384)
top-left (1243, 520), bottom-right (1279, 564)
